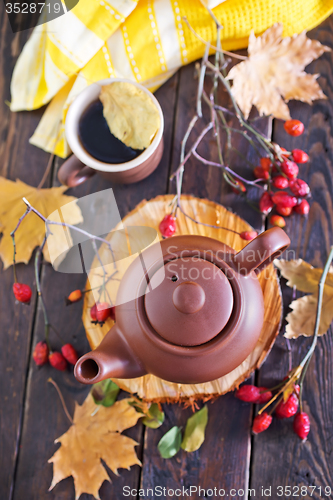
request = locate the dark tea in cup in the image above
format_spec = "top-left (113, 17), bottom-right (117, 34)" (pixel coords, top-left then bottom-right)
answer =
top-left (78, 100), bottom-right (141, 164)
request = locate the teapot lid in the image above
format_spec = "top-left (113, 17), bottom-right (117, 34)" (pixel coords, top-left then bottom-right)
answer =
top-left (144, 257), bottom-right (234, 346)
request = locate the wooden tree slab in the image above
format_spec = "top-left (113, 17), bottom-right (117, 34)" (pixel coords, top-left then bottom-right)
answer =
top-left (82, 195), bottom-right (282, 402)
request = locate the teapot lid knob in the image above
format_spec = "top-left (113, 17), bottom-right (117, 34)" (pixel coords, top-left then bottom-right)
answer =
top-left (173, 282), bottom-right (206, 314)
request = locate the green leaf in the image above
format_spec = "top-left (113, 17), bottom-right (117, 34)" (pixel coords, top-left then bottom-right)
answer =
top-left (91, 379), bottom-right (120, 407)
top-left (181, 405), bottom-right (208, 453)
top-left (157, 426), bottom-right (182, 459)
top-left (142, 403), bottom-right (165, 429)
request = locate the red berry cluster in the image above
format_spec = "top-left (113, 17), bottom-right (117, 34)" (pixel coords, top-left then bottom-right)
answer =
top-left (90, 302), bottom-right (116, 324)
top-left (33, 341), bottom-right (78, 371)
top-left (14, 284), bottom-right (80, 371)
top-left (254, 120), bottom-right (310, 228)
top-left (235, 383), bottom-right (310, 440)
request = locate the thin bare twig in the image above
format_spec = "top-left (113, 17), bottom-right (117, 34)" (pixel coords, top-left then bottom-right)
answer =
top-left (10, 207), bottom-right (31, 282)
top-left (176, 200), bottom-right (240, 234)
top-left (182, 17), bottom-right (247, 61)
top-left (298, 246), bottom-right (333, 410)
top-left (37, 153), bottom-right (54, 190)
top-left (48, 378), bottom-right (73, 425)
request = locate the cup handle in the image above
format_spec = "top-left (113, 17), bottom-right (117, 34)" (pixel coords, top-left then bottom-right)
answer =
top-left (57, 155), bottom-right (96, 187)
top-left (232, 227), bottom-right (291, 275)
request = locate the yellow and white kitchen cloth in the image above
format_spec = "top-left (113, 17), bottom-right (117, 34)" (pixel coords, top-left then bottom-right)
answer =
top-left (10, 0), bottom-right (333, 157)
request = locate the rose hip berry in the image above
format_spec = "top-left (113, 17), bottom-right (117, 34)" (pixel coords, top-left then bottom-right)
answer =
top-left (270, 215), bottom-right (286, 228)
top-left (61, 344), bottom-right (78, 365)
top-left (292, 149), bottom-right (309, 163)
top-left (252, 413), bottom-right (273, 434)
top-left (240, 231), bottom-right (257, 241)
top-left (49, 351), bottom-right (67, 371)
top-left (275, 393), bottom-right (299, 419)
top-left (235, 385), bottom-right (261, 403)
top-left (281, 160), bottom-right (299, 179)
top-left (272, 175), bottom-right (289, 190)
top-left (232, 180), bottom-right (246, 194)
top-left (271, 191), bottom-right (298, 208)
top-left (293, 412), bottom-right (311, 440)
top-left (254, 166), bottom-right (270, 180)
top-left (13, 283), bottom-right (32, 304)
top-left (159, 214), bottom-right (176, 238)
top-left (96, 302), bottom-right (113, 323)
top-left (33, 341), bottom-right (49, 366)
top-left (276, 205), bottom-right (293, 217)
top-left (260, 157), bottom-right (272, 170)
top-left (289, 179), bottom-right (310, 197)
top-left (294, 199), bottom-right (310, 215)
top-left (284, 119), bottom-right (304, 137)
top-left (66, 289), bottom-right (82, 304)
top-left (256, 388), bottom-right (273, 404)
top-left (259, 192), bottom-right (274, 214)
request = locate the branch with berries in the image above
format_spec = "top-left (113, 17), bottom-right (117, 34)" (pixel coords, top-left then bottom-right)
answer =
top-left (11, 197), bottom-right (118, 371)
top-left (157, 15), bottom-right (318, 240)
top-left (235, 246), bottom-right (333, 441)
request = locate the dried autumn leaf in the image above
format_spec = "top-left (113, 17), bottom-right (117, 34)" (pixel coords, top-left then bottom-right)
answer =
top-left (283, 383), bottom-right (296, 403)
top-left (141, 403), bottom-right (165, 429)
top-left (227, 23), bottom-right (330, 120)
top-left (275, 259), bottom-right (333, 338)
top-left (0, 178), bottom-right (82, 269)
top-left (181, 405), bottom-right (208, 452)
top-left (49, 395), bottom-right (141, 500)
top-left (274, 258), bottom-right (331, 293)
top-left (100, 82), bottom-right (160, 150)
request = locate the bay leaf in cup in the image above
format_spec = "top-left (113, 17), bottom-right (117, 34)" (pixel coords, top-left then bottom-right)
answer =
top-left (100, 82), bottom-right (160, 151)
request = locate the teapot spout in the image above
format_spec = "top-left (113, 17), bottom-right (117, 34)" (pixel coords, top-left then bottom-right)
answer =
top-left (74, 325), bottom-right (147, 384)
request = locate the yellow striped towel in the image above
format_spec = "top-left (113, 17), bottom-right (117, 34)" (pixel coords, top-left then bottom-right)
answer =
top-left (10, 0), bottom-right (333, 158)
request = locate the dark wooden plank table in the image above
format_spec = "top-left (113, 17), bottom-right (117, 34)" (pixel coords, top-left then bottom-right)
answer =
top-left (1, 5), bottom-right (333, 499)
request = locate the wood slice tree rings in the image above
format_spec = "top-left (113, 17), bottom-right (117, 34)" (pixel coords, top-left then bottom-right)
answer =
top-left (82, 195), bottom-right (282, 402)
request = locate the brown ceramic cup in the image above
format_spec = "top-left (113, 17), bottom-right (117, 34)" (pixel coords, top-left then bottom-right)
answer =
top-left (57, 78), bottom-right (164, 187)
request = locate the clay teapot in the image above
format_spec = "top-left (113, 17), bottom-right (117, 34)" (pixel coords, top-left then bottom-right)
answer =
top-left (74, 227), bottom-right (290, 385)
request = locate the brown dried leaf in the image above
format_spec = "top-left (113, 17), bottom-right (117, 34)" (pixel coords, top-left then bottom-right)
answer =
top-left (274, 259), bottom-right (333, 293)
top-left (227, 23), bottom-right (330, 120)
top-left (0, 178), bottom-right (82, 269)
top-left (286, 293), bottom-right (333, 338)
top-left (49, 395), bottom-right (141, 500)
top-left (275, 259), bottom-right (333, 338)
top-left (100, 82), bottom-right (160, 150)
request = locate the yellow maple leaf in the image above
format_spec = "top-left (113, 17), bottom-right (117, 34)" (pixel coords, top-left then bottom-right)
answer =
top-left (49, 395), bottom-right (142, 500)
top-left (227, 23), bottom-right (331, 120)
top-left (275, 259), bottom-right (333, 338)
top-left (0, 178), bottom-right (82, 269)
top-left (100, 82), bottom-right (160, 150)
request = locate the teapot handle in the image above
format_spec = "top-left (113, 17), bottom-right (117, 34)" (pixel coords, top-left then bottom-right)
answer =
top-left (232, 227), bottom-right (290, 275)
